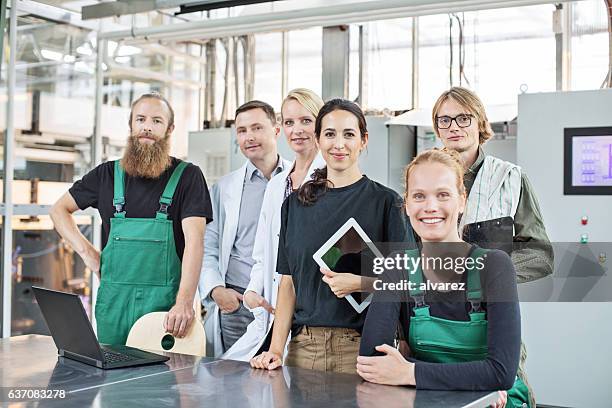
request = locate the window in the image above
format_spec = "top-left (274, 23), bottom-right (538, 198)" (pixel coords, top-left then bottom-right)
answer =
top-left (253, 32), bottom-right (283, 111)
top-left (571, 0), bottom-right (609, 90)
top-left (288, 27), bottom-right (322, 96)
top-left (418, 6), bottom-right (556, 107)
top-left (349, 19), bottom-right (413, 110)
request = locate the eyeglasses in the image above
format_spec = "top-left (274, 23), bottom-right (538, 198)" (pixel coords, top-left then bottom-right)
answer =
top-left (436, 114), bottom-right (474, 129)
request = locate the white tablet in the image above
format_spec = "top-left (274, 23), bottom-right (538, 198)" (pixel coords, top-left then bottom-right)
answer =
top-left (312, 218), bottom-right (383, 313)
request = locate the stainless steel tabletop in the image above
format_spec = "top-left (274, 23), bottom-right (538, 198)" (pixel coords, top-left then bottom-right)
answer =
top-left (0, 335), bottom-right (498, 407)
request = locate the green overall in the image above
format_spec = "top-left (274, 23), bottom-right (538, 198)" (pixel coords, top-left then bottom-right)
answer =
top-left (95, 160), bottom-right (187, 345)
top-left (406, 248), bottom-right (531, 408)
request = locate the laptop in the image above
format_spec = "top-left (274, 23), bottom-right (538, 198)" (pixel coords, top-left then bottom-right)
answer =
top-left (33, 286), bottom-right (169, 369)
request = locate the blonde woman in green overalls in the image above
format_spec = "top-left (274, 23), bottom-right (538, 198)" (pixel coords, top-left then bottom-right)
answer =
top-left (357, 148), bottom-right (532, 408)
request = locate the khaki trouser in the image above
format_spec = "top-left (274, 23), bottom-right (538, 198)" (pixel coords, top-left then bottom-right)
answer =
top-left (285, 326), bottom-right (360, 374)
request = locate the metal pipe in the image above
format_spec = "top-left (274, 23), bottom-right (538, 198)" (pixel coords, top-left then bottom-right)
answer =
top-left (90, 35), bottom-right (106, 331)
top-left (603, 0), bottom-right (612, 88)
top-left (244, 36), bottom-right (255, 101)
top-left (14, 57), bottom-right (96, 70)
top-left (198, 43), bottom-right (205, 127)
top-left (562, 2), bottom-right (572, 91)
top-left (281, 31), bottom-right (288, 101)
top-left (411, 16), bottom-right (419, 109)
top-left (554, 4), bottom-right (563, 91)
top-left (98, 0), bottom-right (564, 43)
top-left (0, 0), bottom-right (6, 81)
top-left (2, 0), bottom-right (17, 339)
top-left (205, 40), bottom-right (216, 126)
top-left (358, 24), bottom-right (368, 108)
top-left (220, 38), bottom-right (231, 125)
top-left (233, 37), bottom-right (240, 108)
top-left (93, 39), bottom-right (106, 168)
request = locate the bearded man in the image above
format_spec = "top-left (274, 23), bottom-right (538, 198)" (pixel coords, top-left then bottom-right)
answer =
top-left (50, 93), bottom-right (212, 345)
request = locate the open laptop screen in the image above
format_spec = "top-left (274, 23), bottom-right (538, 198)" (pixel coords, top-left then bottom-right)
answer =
top-left (33, 287), bottom-right (104, 361)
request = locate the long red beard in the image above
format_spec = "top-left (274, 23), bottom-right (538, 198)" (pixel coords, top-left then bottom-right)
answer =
top-left (121, 132), bottom-right (171, 178)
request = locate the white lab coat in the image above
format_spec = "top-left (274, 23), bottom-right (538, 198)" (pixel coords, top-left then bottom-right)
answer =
top-left (199, 158), bottom-right (291, 357)
top-left (223, 154), bottom-right (326, 361)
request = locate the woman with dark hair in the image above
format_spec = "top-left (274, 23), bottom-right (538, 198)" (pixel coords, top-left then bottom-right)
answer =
top-left (250, 98), bottom-right (414, 373)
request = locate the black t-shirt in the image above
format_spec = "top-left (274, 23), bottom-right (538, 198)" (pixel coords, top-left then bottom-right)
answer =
top-left (277, 175), bottom-right (414, 335)
top-left (69, 157), bottom-right (213, 261)
top-left (359, 247), bottom-right (521, 391)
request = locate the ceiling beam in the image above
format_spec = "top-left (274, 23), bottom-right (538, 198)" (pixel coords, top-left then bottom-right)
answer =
top-left (82, 0), bottom-right (157, 20)
top-left (81, 0), bottom-right (235, 20)
top-left (98, 0), bottom-right (569, 42)
top-left (16, 0), bottom-right (125, 32)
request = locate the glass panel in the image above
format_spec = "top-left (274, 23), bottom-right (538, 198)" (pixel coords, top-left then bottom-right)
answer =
top-left (254, 32), bottom-right (283, 111)
top-left (349, 25), bottom-right (360, 104)
top-left (419, 6), bottom-right (556, 107)
top-left (418, 14), bottom-right (454, 108)
top-left (2, 12), bottom-right (202, 334)
top-left (349, 19), bottom-right (413, 111)
top-left (571, 0), bottom-right (609, 90)
top-left (288, 27), bottom-right (322, 96)
top-left (0, 14), bottom-right (98, 335)
top-left (366, 18), bottom-right (413, 110)
top-left (10, 220), bottom-right (93, 335)
top-left (464, 6), bottom-right (556, 105)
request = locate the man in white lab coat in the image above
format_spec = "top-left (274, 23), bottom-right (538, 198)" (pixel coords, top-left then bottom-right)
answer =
top-left (223, 154), bottom-right (325, 361)
top-left (199, 100), bottom-right (291, 357)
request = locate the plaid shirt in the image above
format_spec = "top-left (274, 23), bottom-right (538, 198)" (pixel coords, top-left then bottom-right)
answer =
top-left (284, 173), bottom-right (293, 200)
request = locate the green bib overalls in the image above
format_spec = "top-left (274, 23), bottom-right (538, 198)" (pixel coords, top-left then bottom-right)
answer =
top-left (406, 248), bottom-right (531, 408)
top-left (95, 160), bottom-right (187, 345)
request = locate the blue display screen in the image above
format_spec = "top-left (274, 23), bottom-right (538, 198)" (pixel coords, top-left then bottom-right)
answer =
top-left (571, 135), bottom-right (612, 187)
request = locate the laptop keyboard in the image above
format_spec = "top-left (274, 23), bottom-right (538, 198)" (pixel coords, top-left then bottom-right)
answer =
top-left (103, 350), bottom-right (138, 364)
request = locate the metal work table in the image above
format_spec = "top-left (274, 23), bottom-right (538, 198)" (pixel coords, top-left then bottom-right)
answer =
top-left (1, 335), bottom-right (497, 407)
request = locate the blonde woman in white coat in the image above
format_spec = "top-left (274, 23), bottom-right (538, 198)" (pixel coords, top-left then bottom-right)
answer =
top-left (223, 89), bottom-right (325, 361)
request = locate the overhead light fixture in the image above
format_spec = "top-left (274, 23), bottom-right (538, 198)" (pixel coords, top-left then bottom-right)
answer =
top-left (75, 61), bottom-right (94, 74)
top-left (76, 45), bottom-right (93, 56)
top-left (117, 45), bottom-right (142, 56)
top-left (115, 56), bottom-right (130, 64)
top-left (64, 55), bottom-right (76, 63)
top-left (41, 49), bottom-right (63, 61)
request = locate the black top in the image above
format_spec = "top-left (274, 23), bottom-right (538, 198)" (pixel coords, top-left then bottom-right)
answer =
top-left (359, 248), bottom-right (521, 391)
top-left (276, 175), bottom-right (414, 335)
top-left (69, 157), bottom-right (213, 261)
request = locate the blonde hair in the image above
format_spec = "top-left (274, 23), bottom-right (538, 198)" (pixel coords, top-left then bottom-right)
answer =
top-left (281, 88), bottom-right (324, 120)
top-left (432, 87), bottom-right (493, 145)
top-left (404, 148), bottom-right (466, 202)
